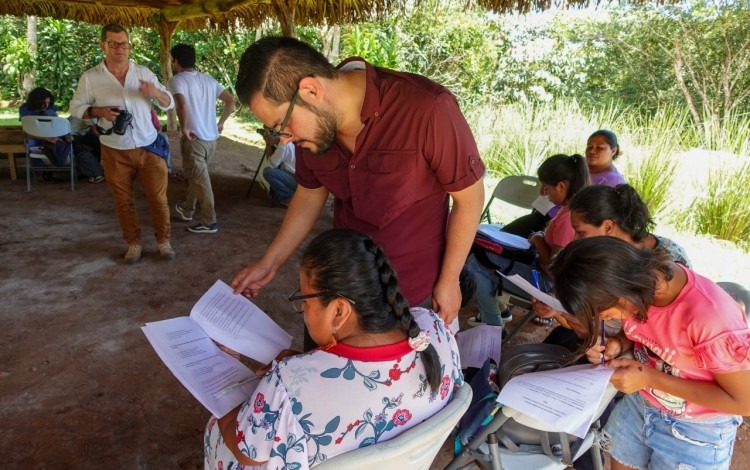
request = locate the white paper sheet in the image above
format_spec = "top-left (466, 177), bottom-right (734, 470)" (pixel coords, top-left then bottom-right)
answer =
top-left (497, 364), bottom-right (615, 438)
top-left (477, 224), bottom-right (532, 250)
top-left (456, 325), bottom-right (503, 368)
top-left (531, 195), bottom-right (556, 216)
top-left (499, 273), bottom-right (566, 312)
top-left (190, 280), bottom-right (293, 364)
top-left (142, 316), bottom-right (260, 417)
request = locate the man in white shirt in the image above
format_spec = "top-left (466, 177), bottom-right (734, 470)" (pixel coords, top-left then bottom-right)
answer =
top-left (168, 44), bottom-right (236, 234)
top-left (70, 24), bottom-right (175, 264)
top-left (261, 132), bottom-right (297, 207)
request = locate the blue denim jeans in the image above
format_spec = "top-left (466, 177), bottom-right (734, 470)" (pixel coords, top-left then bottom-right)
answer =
top-left (603, 392), bottom-right (741, 470)
top-left (263, 167), bottom-right (297, 203)
top-left (465, 253), bottom-right (504, 325)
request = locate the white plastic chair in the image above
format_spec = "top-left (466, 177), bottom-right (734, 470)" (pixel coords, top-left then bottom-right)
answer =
top-left (314, 383), bottom-right (473, 470)
top-left (481, 175), bottom-right (540, 224)
top-left (22, 115), bottom-right (76, 192)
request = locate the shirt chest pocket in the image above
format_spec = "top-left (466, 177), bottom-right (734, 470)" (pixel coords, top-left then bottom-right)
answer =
top-left (355, 150), bottom-right (419, 228)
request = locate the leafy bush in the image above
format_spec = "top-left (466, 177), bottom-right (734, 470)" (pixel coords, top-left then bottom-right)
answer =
top-left (689, 162), bottom-right (750, 251)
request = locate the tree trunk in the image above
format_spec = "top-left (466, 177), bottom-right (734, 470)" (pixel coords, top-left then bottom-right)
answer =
top-left (21, 15), bottom-right (37, 98)
top-left (157, 19), bottom-right (180, 131)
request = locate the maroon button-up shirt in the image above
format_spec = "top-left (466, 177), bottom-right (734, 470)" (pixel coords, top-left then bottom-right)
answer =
top-left (296, 58), bottom-right (485, 305)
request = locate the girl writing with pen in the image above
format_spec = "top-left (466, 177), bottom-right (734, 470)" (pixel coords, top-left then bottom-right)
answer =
top-left (550, 236), bottom-right (750, 470)
top-left (535, 183), bottom-right (692, 351)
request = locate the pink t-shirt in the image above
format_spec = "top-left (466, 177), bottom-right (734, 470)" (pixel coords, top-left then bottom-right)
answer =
top-left (543, 205), bottom-right (574, 249)
top-left (623, 266), bottom-right (750, 420)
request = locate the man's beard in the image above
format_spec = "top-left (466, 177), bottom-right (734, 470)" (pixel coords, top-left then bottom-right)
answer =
top-left (308, 106), bottom-right (337, 155)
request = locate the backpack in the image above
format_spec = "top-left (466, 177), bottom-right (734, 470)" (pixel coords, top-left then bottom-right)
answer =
top-left (456, 343), bottom-right (589, 467)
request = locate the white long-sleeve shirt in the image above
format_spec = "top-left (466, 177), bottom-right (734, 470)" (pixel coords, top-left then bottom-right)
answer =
top-left (70, 60), bottom-right (173, 150)
top-left (268, 142), bottom-right (296, 174)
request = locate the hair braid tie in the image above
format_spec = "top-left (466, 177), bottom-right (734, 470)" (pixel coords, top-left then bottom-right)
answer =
top-left (408, 330), bottom-right (431, 351)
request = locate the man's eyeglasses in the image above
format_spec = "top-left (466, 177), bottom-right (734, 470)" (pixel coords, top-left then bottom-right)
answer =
top-left (288, 289), bottom-right (356, 314)
top-left (106, 41), bottom-right (131, 50)
top-left (263, 91), bottom-right (298, 139)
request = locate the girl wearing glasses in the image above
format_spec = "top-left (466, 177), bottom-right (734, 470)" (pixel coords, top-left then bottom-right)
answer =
top-left (204, 229), bottom-right (462, 469)
top-left (551, 237), bottom-right (750, 470)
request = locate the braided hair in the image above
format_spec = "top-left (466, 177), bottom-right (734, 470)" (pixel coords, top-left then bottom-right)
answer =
top-left (301, 229), bottom-right (442, 391)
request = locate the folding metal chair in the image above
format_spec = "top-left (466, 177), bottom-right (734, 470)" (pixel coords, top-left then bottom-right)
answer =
top-left (22, 116), bottom-right (76, 192)
top-left (481, 175), bottom-right (540, 224)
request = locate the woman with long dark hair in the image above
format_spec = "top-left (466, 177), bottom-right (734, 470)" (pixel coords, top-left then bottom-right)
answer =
top-left (551, 237), bottom-right (750, 470)
top-left (204, 229), bottom-right (462, 469)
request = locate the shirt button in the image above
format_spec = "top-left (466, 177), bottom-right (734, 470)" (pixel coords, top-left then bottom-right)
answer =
top-left (374, 112), bottom-right (379, 117)
top-left (350, 164), bottom-right (355, 169)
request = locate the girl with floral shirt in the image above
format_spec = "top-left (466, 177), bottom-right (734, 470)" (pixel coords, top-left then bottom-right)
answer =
top-left (204, 229), bottom-right (463, 469)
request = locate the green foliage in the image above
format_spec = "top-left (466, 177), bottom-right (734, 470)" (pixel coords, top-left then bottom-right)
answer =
top-left (35, 19), bottom-right (100, 107)
top-left (622, 105), bottom-right (685, 220)
top-left (689, 162), bottom-right (750, 251)
top-left (340, 25), bottom-right (399, 69)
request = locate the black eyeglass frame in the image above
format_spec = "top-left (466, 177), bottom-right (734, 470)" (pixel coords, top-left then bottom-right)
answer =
top-left (263, 91), bottom-right (298, 139)
top-left (106, 41), bottom-right (131, 50)
top-left (288, 289), bottom-right (356, 314)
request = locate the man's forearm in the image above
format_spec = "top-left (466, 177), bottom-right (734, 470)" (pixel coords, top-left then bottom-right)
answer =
top-left (261, 186), bottom-right (329, 269)
top-left (440, 179), bottom-right (485, 283)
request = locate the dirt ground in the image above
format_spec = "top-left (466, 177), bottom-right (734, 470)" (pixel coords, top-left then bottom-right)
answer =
top-left (1, 133), bottom-right (748, 469)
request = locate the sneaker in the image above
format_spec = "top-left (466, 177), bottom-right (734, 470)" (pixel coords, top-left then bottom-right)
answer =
top-left (500, 307), bottom-right (513, 322)
top-left (88, 175), bottom-right (105, 184)
top-left (124, 244), bottom-right (142, 264)
top-left (188, 223), bottom-right (218, 234)
top-left (174, 202), bottom-right (193, 221)
top-left (467, 315), bottom-right (484, 327)
top-left (158, 242), bottom-right (176, 260)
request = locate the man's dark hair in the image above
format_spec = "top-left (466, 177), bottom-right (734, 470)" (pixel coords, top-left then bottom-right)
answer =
top-left (235, 36), bottom-right (337, 106)
top-left (170, 44), bottom-right (196, 69)
top-left (100, 24), bottom-right (129, 42)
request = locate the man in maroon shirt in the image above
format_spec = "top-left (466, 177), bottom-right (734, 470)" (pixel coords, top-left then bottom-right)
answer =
top-left (231, 36), bottom-right (485, 325)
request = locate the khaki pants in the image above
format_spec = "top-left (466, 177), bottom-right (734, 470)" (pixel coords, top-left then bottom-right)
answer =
top-left (101, 145), bottom-right (171, 245)
top-left (181, 138), bottom-right (217, 225)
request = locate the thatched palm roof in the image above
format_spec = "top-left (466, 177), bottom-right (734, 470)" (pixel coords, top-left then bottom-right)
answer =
top-left (0, 0), bottom-right (406, 30)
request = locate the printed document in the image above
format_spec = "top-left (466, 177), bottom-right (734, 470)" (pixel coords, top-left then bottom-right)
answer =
top-left (499, 273), bottom-right (566, 312)
top-left (456, 325), bottom-right (503, 368)
top-left (142, 280), bottom-right (293, 417)
top-left (497, 364), bottom-right (615, 438)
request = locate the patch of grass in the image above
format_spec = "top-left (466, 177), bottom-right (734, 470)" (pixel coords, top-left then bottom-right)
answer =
top-left (0, 107), bottom-right (20, 126)
top-left (688, 162), bottom-right (750, 252)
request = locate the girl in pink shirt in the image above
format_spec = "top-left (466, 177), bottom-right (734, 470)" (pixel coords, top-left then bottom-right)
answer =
top-left (551, 237), bottom-right (750, 470)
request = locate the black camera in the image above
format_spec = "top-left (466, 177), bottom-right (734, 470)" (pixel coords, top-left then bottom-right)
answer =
top-left (112, 109), bottom-right (133, 135)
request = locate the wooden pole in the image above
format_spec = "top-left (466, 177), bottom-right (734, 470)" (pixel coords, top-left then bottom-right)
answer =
top-left (157, 19), bottom-right (179, 131)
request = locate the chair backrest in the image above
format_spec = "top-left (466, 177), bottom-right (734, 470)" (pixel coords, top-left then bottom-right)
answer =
top-left (314, 383), bottom-right (473, 470)
top-left (21, 116), bottom-right (71, 139)
top-left (718, 281), bottom-right (750, 319)
top-left (482, 175), bottom-right (541, 223)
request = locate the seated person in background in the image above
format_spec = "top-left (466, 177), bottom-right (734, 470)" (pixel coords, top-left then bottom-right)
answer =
top-left (68, 115), bottom-right (105, 183)
top-left (262, 131), bottom-right (297, 207)
top-left (552, 237), bottom-right (750, 470)
top-left (466, 153), bottom-right (589, 327)
top-left (19, 87), bottom-right (72, 168)
top-left (502, 129), bottom-right (624, 237)
top-left (205, 228), bottom-right (463, 469)
top-left (537, 183), bottom-right (691, 351)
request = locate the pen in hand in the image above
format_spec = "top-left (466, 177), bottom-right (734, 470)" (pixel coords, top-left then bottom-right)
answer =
top-left (531, 269), bottom-right (541, 290)
top-left (213, 376), bottom-right (257, 399)
top-left (600, 319), bottom-right (606, 364)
